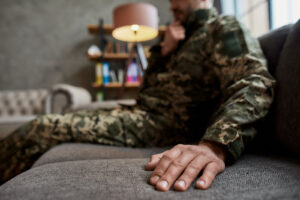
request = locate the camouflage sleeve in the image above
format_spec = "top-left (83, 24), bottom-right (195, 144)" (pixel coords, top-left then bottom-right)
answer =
top-left (141, 45), bottom-right (170, 88)
top-left (202, 17), bottom-right (276, 163)
top-left (147, 45), bottom-right (170, 73)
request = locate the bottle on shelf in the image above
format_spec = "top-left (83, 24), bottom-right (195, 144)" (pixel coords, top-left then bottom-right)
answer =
top-left (95, 62), bottom-right (103, 86)
top-left (103, 62), bottom-right (110, 85)
top-left (126, 62), bottom-right (139, 83)
top-left (88, 23), bottom-right (161, 100)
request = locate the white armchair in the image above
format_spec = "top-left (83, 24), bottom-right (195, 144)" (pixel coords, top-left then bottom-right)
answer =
top-left (47, 84), bottom-right (92, 114)
top-left (49, 84), bottom-right (136, 113)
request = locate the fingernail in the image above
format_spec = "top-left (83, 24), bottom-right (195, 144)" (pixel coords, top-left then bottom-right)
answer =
top-left (151, 175), bottom-right (160, 183)
top-left (178, 180), bottom-right (185, 188)
top-left (198, 180), bottom-right (205, 187)
top-left (159, 180), bottom-right (168, 188)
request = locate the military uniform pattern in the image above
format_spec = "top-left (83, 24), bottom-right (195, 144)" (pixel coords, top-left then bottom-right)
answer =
top-left (0, 8), bottom-right (275, 184)
top-left (0, 107), bottom-right (186, 184)
top-left (137, 9), bottom-right (275, 162)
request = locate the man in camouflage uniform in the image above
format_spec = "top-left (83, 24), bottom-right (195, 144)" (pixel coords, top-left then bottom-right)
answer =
top-left (0, 0), bottom-right (275, 191)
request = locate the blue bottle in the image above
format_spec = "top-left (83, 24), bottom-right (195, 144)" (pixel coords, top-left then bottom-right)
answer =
top-left (103, 62), bottom-right (110, 85)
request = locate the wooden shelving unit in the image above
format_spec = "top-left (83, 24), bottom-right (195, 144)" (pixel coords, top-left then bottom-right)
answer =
top-left (87, 24), bottom-right (166, 36)
top-left (87, 24), bottom-right (163, 100)
top-left (87, 52), bottom-right (150, 61)
top-left (92, 82), bottom-right (141, 88)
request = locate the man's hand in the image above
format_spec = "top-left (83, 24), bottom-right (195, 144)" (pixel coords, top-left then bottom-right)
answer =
top-left (145, 141), bottom-right (226, 192)
top-left (160, 21), bottom-right (185, 57)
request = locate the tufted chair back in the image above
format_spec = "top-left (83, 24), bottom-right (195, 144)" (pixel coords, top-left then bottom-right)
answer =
top-left (0, 89), bottom-right (49, 117)
top-left (0, 85), bottom-right (92, 138)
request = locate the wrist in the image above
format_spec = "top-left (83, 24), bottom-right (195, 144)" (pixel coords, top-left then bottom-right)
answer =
top-left (200, 140), bottom-right (227, 161)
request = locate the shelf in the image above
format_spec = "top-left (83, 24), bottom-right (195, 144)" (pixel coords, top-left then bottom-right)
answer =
top-left (87, 24), bottom-right (166, 36)
top-left (92, 82), bottom-right (141, 88)
top-left (88, 52), bottom-right (150, 60)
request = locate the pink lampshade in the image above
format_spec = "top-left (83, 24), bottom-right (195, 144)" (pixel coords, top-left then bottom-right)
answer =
top-left (112, 3), bottom-right (159, 42)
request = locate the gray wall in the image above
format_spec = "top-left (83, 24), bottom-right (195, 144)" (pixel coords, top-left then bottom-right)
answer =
top-left (0, 0), bottom-right (171, 93)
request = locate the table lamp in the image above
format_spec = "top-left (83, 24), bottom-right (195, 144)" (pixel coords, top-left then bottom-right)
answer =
top-left (112, 2), bottom-right (159, 72)
top-left (112, 2), bottom-right (158, 43)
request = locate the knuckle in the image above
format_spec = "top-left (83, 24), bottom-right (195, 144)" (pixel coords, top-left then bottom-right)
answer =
top-left (187, 145), bottom-right (199, 152)
top-left (164, 150), bottom-right (170, 154)
top-left (198, 151), bottom-right (215, 163)
top-left (188, 163), bottom-right (201, 171)
top-left (197, 147), bottom-right (206, 153)
top-left (184, 166), bottom-right (199, 178)
top-left (217, 160), bottom-right (225, 171)
top-left (162, 155), bottom-right (173, 162)
top-left (171, 160), bottom-right (186, 169)
top-left (186, 145), bottom-right (194, 150)
top-left (185, 150), bottom-right (197, 159)
top-left (175, 144), bottom-right (183, 148)
top-left (151, 155), bottom-right (157, 160)
top-left (204, 171), bottom-right (215, 180)
top-left (153, 170), bottom-right (164, 176)
top-left (204, 152), bottom-right (214, 160)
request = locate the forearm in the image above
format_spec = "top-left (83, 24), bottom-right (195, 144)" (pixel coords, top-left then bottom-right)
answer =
top-left (202, 70), bottom-right (275, 163)
top-left (200, 16), bottom-right (277, 163)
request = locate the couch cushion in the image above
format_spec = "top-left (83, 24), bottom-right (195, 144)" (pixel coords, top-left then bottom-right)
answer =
top-left (0, 155), bottom-right (299, 200)
top-left (274, 19), bottom-right (300, 155)
top-left (32, 143), bottom-right (168, 168)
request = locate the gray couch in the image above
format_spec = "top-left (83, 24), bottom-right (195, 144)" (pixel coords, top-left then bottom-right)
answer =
top-left (0, 21), bottom-right (300, 199)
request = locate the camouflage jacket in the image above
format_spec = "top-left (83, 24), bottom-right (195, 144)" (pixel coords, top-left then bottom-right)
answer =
top-left (136, 8), bottom-right (276, 163)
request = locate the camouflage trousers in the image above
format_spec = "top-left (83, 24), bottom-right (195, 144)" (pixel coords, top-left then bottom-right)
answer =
top-left (0, 107), bottom-right (186, 184)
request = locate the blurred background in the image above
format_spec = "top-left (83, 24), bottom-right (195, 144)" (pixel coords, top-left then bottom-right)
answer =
top-left (0, 0), bottom-right (299, 94)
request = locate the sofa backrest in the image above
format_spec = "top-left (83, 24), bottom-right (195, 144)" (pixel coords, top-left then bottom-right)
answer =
top-left (256, 20), bottom-right (300, 155)
top-left (273, 19), bottom-right (300, 155)
top-left (258, 24), bottom-right (293, 75)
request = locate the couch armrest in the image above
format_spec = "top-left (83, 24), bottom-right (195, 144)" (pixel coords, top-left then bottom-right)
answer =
top-left (46, 84), bottom-right (92, 114)
top-left (69, 99), bottom-right (136, 112)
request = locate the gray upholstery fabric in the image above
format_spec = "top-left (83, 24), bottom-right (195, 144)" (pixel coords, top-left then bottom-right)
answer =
top-left (274, 19), bottom-right (300, 155)
top-left (33, 143), bottom-right (168, 168)
top-left (259, 24), bottom-right (292, 75)
top-left (254, 23), bottom-right (299, 154)
top-left (1, 155), bottom-right (299, 200)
